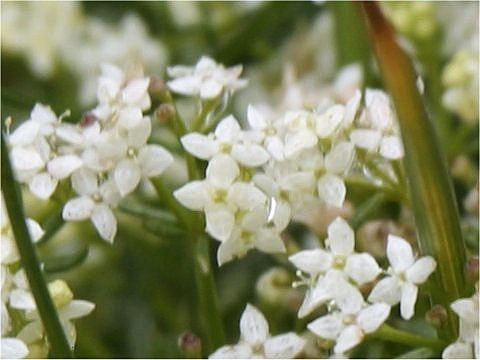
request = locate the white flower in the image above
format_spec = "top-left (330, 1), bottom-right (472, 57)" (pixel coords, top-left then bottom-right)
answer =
top-left (0, 338), bottom-right (29, 359)
top-left (308, 302), bottom-right (390, 354)
top-left (209, 304), bottom-right (306, 359)
top-left (167, 56), bottom-right (247, 99)
top-left (92, 63), bottom-right (151, 129)
top-left (247, 105), bottom-right (285, 161)
top-left (62, 168), bottom-right (121, 242)
top-left (181, 115), bottom-right (270, 167)
top-left (442, 290), bottom-right (479, 359)
top-left (368, 235), bottom-right (436, 319)
top-left (216, 205), bottom-right (285, 266)
top-left (174, 154), bottom-right (266, 241)
top-left (283, 110), bottom-right (318, 158)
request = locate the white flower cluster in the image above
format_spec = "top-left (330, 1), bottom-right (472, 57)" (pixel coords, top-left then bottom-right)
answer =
top-left (442, 50), bottom-right (479, 124)
top-left (7, 64), bottom-right (174, 242)
top-left (289, 218), bottom-right (436, 355)
top-left (1, 199), bottom-right (94, 359)
top-left (173, 63), bottom-right (404, 265)
top-left (209, 304), bottom-right (306, 359)
top-left (442, 289), bottom-right (479, 359)
top-left (1, 2), bottom-right (167, 105)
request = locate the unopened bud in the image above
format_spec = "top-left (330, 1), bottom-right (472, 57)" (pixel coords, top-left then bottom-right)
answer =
top-left (149, 76), bottom-right (167, 98)
top-left (154, 103), bottom-right (176, 124)
top-left (425, 305), bottom-right (448, 328)
top-left (80, 112), bottom-right (98, 128)
top-left (48, 279), bottom-right (73, 308)
top-left (465, 256), bottom-right (479, 280)
top-left (178, 331), bottom-right (202, 358)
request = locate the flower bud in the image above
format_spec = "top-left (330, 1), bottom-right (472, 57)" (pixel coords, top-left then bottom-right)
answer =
top-left (425, 305), bottom-right (448, 328)
top-left (465, 256), bottom-right (479, 281)
top-left (48, 279), bottom-right (73, 308)
top-left (177, 331), bottom-right (202, 359)
top-left (255, 267), bottom-right (302, 312)
top-left (154, 103), bottom-right (176, 125)
top-left (149, 76), bottom-right (167, 99)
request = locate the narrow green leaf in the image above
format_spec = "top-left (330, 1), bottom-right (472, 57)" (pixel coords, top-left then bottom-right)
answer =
top-left (360, 3), bottom-right (467, 341)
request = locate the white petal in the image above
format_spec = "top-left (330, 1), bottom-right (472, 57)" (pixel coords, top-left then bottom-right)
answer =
top-left (181, 133), bottom-right (218, 160)
top-left (128, 116), bottom-right (152, 148)
top-left (333, 276), bottom-right (364, 315)
top-left (284, 130), bottom-right (318, 158)
top-left (368, 277), bottom-right (402, 305)
top-left (380, 136), bottom-right (404, 160)
top-left (9, 289), bottom-right (36, 310)
top-left (47, 155), bottom-right (83, 179)
top-left (345, 253), bottom-right (381, 285)
top-left (62, 197), bottom-right (94, 220)
top-left (365, 89), bottom-right (394, 131)
top-left (386, 235), bottom-right (415, 273)
top-left (334, 325), bottom-right (363, 354)
top-left (118, 107), bottom-right (143, 129)
top-left (200, 79), bottom-right (223, 99)
top-left (114, 159), bottom-right (141, 196)
top-left (307, 313), bottom-right (344, 340)
top-left (209, 344), bottom-right (252, 359)
top-left (316, 104), bottom-right (345, 138)
top-left (264, 332), bottom-right (306, 359)
top-left (247, 105), bottom-right (267, 130)
top-left (173, 181), bottom-right (209, 211)
top-left (205, 203), bottom-right (235, 242)
top-left (451, 299), bottom-right (477, 322)
top-left (357, 303), bottom-right (391, 333)
top-left (9, 120), bottom-right (40, 147)
top-left (1, 338), bottom-right (29, 359)
top-left (91, 204), bottom-right (117, 243)
top-left (239, 304), bottom-right (269, 347)
top-left (217, 237), bottom-right (250, 266)
top-left (71, 168), bottom-right (98, 196)
top-left (11, 147), bottom-right (44, 172)
top-left (231, 143), bottom-right (270, 167)
top-left (26, 219), bottom-right (44, 242)
top-left (31, 103), bottom-right (57, 125)
top-left (55, 124), bottom-right (83, 145)
top-left (16, 321), bottom-right (43, 344)
top-left (138, 145), bottom-right (173, 177)
top-left (317, 174), bottom-right (346, 208)
top-left (273, 200), bottom-right (291, 231)
top-left (325, 141), bottom-right (355, 175)
top-left (342, 89), bottom-right (362, 127)
top-left (214, 115), bottom-right (241, 142)
top-left (349, 129), bottom-right (382, 151)
top-left (122, 78), bottom-right (150, 105)
top-left (228, 182), bottom-right (266, 210)
top-left (400, 282), bottom-right (418, 320)
top-left (254, 228), bottom-right (286, 254)
top-left (58, 300), bottom-right (95, 320)
top-left (289, 249), bottom-right (333, 275)
top-left (28, 172), bottom-right (57, 199)
top-left (206, 155), bottom-right (239, 188)
top-left (265, 136), bottom-right (284, 161)
top-left (281, 172), bottom-right (315, 192)
top-left (167, 76), bottom-right (201, 96)
top-left (405, 256), bottom-right (436, 284)
top-left (327, 217), bottom-right (354, 257)
top-left (442, 342), bottom-right (474, 359)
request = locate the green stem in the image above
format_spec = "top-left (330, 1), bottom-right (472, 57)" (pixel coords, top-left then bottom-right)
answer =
top-left (1, 133), bottom-right (72, 358)
top-left (349, 192), bottom-right (388, 230)
top-left (37, 205), bottom-right (65, 246)
top-left (151, 178), bottom-right (225, 352)
top-left (361, 3), bottom-right (466, 341)
top-left (370, 324), bottom-right (445, 351)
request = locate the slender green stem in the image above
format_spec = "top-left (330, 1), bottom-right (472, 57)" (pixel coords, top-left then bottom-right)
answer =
top-left (192, 98), bottom-right (220, 132)
top-left (370, 324), bottom-right (445, 351)
top-left (361, 3), bottom-right (466, 341)
top-left (1, 133), bottom-right (72, 358)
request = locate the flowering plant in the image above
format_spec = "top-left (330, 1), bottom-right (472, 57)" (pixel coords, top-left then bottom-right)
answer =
top-left (1, 2), bottom-right (478, 359)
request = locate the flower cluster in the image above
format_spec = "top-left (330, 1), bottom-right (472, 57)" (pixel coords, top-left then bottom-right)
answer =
top-left (1, 2), bottom-right (167, 105)
top-left (1, 198), bottom-right (94, 359)
top-left (7, 64), bottom-right (174, 242)
top-left (442, 288), bottom-right (479, 359)
top-left (209, 304), bottom-right (306, 359)
top-left (174, 66), bottom-right (404, 265)
top-left (289, 217), bottom-right (436, 354)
